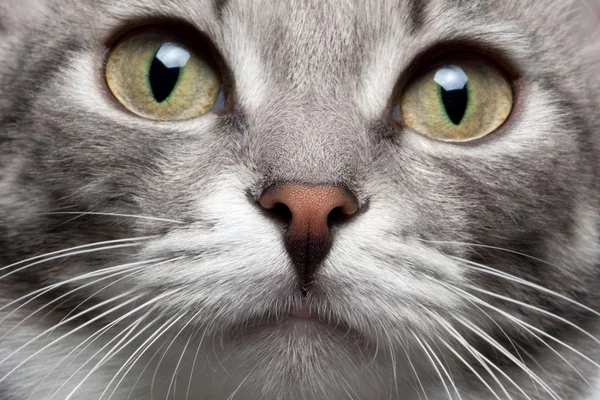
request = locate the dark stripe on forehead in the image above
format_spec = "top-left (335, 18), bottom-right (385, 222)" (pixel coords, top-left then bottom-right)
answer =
top-left (406, 0), bottom-right (427, 34)
top-left (213, 0), bottom-right (229, 20)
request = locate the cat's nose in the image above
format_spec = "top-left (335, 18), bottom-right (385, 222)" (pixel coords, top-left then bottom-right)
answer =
top-left (259, 183), bottom-right (359, 294)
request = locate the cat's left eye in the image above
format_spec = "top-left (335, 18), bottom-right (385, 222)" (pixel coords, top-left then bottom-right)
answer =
top-left (105, 29), bottom-right (222, 120)
top-left (398, 53), bottom-right (513, 142)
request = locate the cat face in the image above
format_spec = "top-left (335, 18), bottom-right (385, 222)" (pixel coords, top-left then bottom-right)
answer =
top-left (0, 0), bottom-right (598, 398)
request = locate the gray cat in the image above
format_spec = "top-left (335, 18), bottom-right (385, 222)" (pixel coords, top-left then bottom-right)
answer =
top-left (0, 0), bottom-right (599, 399)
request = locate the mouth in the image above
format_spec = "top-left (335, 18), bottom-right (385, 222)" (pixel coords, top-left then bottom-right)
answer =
top-left (288, 300), bottom-right (315, 320)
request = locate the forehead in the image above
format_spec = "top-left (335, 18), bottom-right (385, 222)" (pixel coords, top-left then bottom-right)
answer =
top-left (94, 0), bottom-right (503, 79)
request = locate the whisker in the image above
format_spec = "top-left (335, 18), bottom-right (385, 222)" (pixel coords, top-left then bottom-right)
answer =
top-left (454, 316), bottom-right (562, 400)
top-left (166, 334), bottom-right (193, 400)
top-left (422, 336), bottom-right (463, 400)
top-left (46, 257), bottom-right (183, 337)
top-left (456, 286), bottom-right (598, 381)
top-left (454, 256), bottom-right (600, 318)
top-left (514, 343), bottom-right (553, 399)
top-left (126, 334), bottom-right (172, 400)
top-left (426, 308), bottom-right (530, 400)
top-left (466, 285), bottom-right (600, 353)
top-left (40, 258), bottom-right (183, 398)
top-left (0, 242), bottom-right (147, 282)
top-left (44, 212), bottom-right (185, 225)
top-left (100, 314), bottom-right (186, 400)
top-left (183, 330), bottom-right (206, 400)
top-left (0, 237), bottom-right (153, 273)
top-left (45, 311), bottom-right (154, 400)
top-left (63, 290), bottom-right (183, 400)
top-left (0, 259), bottom-right (162, 323)
top-left (0, 291), bottom-right (141, 384)
top-left (454, 286), bottom-right (592, 388)
top-left (381, 326), bottom-right (400, 399)
top-left (150, 307), bottom-right (209, 399)
top-left (226, 364), bottom-right (258, 400)
top-left (411, 332), bottom-right (453, 400)
top-left (419, 240), bottom-right (562, 269)
top-left (1, 259), bottom-right (163, 339)
top-left (337, 372), bottom-right (361, 400)
top-left (402, 345), bottom-right (428, 400)
top-left (437, 336), bottom-right (505, 400)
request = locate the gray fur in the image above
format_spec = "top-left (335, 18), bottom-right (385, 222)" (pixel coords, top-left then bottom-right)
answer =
top-left (0, 0), bottom-right (599, 399)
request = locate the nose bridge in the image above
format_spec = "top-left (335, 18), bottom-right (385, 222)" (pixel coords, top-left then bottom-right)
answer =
top-left (251, 99), bottom-right (365, 185)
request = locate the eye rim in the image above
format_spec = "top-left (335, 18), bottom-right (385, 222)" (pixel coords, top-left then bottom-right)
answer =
top-left (388, 42), bottom-right (523, 144)
top-left (101, 23), bottom-right (234, 121)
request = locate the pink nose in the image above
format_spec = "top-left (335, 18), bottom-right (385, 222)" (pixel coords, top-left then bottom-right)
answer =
top-left (259, 183), bottom-right (359, 292)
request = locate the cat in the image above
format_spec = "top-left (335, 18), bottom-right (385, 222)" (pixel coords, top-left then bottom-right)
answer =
top-left (0, 0), bottom-right (599, 399)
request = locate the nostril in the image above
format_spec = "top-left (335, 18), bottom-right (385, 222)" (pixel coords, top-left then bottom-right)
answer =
top-left (327, 206), bottom-right (352, 226)
top-left (263, 202), bottom-right (293, 226)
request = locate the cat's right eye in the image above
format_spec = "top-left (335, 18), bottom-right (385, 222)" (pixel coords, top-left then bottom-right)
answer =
top-left (105, 29), bottom-right (222, 121)
top-left (398, 53), bottom-right (513, 142)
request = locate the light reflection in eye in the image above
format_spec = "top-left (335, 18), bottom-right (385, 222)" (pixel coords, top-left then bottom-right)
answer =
top-left (434, 65), bottom-right (468, 91)
top-left (155, 43), bottom-right (191, 69)
top-left (214, 90), bottom-right (226, 110)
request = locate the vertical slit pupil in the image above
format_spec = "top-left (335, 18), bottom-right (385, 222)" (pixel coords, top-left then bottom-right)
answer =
top-left (434, 65), bottom-right (470, 126)
top-left (441, 87), bottom-right (468, 125)
top-left (148, 43), bottom-right (191, 104)
top-left (149, 58), bottom-right (181, 103)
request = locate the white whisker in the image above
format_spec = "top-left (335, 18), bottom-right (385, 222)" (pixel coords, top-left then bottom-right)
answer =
top-left (466, 285), bottom-right (600, 353)
top-left (0, 237), bottom-right (153, 273)
top-left (64, 290), bottom-right (183, 400)
top-left (381, 327), bottom-right (400, 399)
top-left (437, 336), bottom-right (505, 400)
top-left (47, 257), bottom-right (183, 337)
top-left (454, 316), bottom-right (562, 400)
top-left (226, 364), bottom-right (258, 400)
top-left (44, 212), bottom-right (185, 225)
top-left (1, 259), bottom-right (163, 339)
top-left (0, 243), bottom-right (146, 282)
top-left (0, 259), bottom-right (162, 321)
top-left (126, 335), bottom-right (172, 400)
top-left (411, 332), bottom-right (453, 400)
top-left (422, 337), bottom-right (463, 400)
top-left (457, 287), bottom-right (598, 381)
top-left (165, 334), bottom-right (192, 400)
top-left (454, 256), bottom-right (600, 318)
top-left (426, 309), bottom-right (530, 400)
top-left (420, 240), bottom-right (561, 269)
top-left (150, 306), bottom-right (210, 399)
top-left (46, 311), bottom-right (154, 400)
top-left (101, 314), bottom-right (186, 400)
top-left (184, 330), bottom-right (206, 400)
top-left (402, 345), bottom-right (428, 400)
top-left (455, 286), bottom-right (592, 388)
top-left (0, 291), bottom-right (141, 384)
top-left (44, 259), bottom-right (183, 398)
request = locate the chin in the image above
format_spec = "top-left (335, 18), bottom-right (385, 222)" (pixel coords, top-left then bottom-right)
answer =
top-left (171, 313), bottom-right (418, 400)
top-left (202, 320), bottom-right (386, 400)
